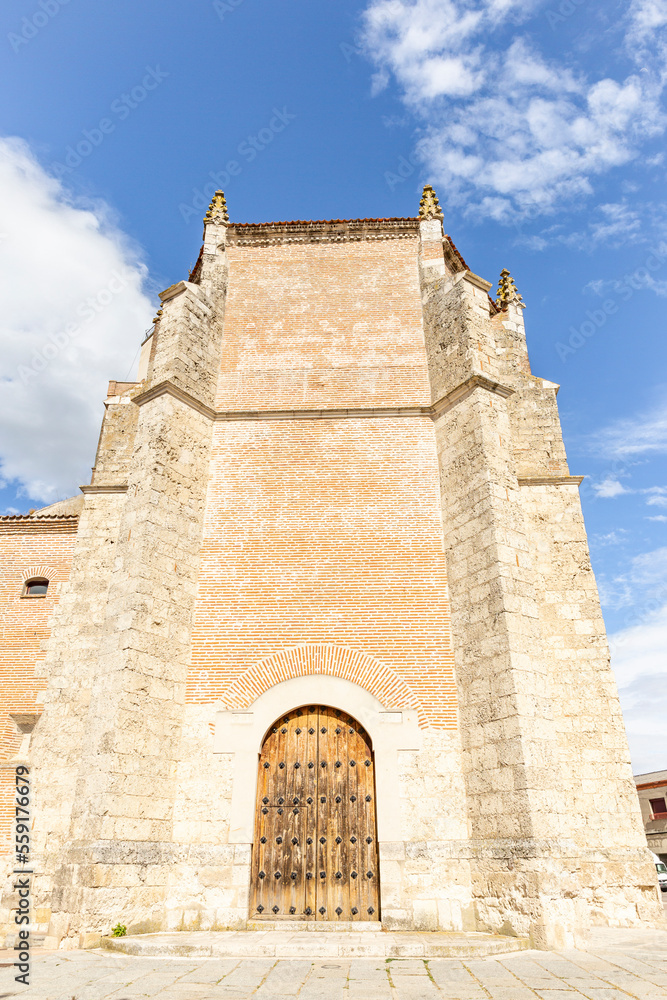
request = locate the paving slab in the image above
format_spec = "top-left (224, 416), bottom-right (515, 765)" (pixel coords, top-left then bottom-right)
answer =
top-left (1, 928), bottom-right (667, 1000)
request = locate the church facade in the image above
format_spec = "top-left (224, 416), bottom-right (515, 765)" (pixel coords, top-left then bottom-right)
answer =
top-left (0, 187), bottom-right (661, 949)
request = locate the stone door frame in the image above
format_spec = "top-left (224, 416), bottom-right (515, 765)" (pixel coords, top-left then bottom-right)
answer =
top-left (213, 674), bottom-right (422, 845)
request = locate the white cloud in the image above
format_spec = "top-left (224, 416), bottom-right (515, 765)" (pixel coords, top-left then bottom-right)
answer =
top-left (592, 529), bottom-right (628, 546)
top-left (361, 0), bottom-right (667, 221)
top-left (592, 478), bottom-right (630, 498)
top-left (647, 514), bottom-right (667, 522)
top-left (646, 491), bottom-right (667, 507)
top-left (609, 601), bottom-right (667, 774)
top-left (0, 138), bottom-right (153, 504)
top-left (590, 397), bottom-right (667, 458)
top-left (628, 546), bottom-right (667, 587)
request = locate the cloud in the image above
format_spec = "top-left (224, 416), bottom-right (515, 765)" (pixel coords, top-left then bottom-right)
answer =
top-left (646, 488), bottom-right (667, 507)
top-left (592, 529), bottom-right (628, 546)
top-left (0, 137), bottom-right (153, 504)
top-left (647, 514), bottom-right (667, 522)
top-left (592, 478), bottom-right (630, 498)
top-left (609, 601), bottom-right (667, 774)
top-left (599, 543), bottom-right (667, 612)
top-left (590, 397), bottom-right (667, 458)
top-left (361, 0), bottom-right (667, 221)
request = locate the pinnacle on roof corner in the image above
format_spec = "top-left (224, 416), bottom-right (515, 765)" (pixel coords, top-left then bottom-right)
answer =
top-left (204, 190), bottom-right (230, 225)
top-left (418, 184), bottom-right (444, 220)
top-left (495, 268), bottom-right (524, 310)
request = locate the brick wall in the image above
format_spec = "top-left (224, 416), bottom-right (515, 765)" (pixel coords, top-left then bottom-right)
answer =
top-left (0, 517), bottom-right (78, 849)
top-left (216, 234), bottom-right (430, 411)
top-left (189, 231), bottom-right (458, 728)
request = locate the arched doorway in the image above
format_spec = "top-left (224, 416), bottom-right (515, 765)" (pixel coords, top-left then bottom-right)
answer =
top-left (250, 705), bottom-right (380, 922)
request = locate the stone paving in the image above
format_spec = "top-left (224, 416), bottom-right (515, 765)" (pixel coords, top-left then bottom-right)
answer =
top-left (1, 928), bottom-right (667, 1000)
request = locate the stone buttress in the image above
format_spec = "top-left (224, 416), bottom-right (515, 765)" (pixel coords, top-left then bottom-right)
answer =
top-left (417, 186), bottom-right (660, 947)
top-left (24, 201), bottom-right (229, 947)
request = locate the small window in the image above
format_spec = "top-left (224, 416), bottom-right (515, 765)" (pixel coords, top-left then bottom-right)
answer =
top-left (23, 578), bottom-right (49, 598)
top-left (649, 797), bottom-right (667, 818)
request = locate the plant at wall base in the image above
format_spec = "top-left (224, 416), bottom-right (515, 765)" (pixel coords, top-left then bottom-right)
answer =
top-left (111, 923), bottom-right (127, 937)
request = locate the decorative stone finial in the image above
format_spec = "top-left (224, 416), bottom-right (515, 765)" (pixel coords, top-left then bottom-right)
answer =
top-left (419, 184), bottom-right (443, 220)
top-left (204, 190), bottom-right (229, 225)
top-left (495, 268), bottom-right (524, 309)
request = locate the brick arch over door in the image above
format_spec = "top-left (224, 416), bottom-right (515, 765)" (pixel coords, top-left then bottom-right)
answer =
top-left (219, 644), bottom-right (428, 728)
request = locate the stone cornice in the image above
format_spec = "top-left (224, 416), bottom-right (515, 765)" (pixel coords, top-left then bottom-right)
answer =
top-left (133, 380), bottom-right (217, 420)
top-left (79, 485), bottom-right (129, 494)
top-left (517, 476), bottom-right (585, 487)
top-left (134, 375), bottom-right (519, 424)
top-left (227, 217), bottom-right (420, 247)
top-left (430, 375), bottom-right (514, 419)
top-left (215, 405), bottom-right (426, 422)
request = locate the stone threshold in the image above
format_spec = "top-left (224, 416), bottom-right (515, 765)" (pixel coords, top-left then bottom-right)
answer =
top-left (99, 929), bottom-right (530, 959)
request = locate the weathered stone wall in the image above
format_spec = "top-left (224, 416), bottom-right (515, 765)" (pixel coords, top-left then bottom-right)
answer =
top-left (418, 213), bottom-right (663, 945)
top-left (22, 231), bottom-right (229, 946)
top-left (6, 493), bottom-right (126, 944)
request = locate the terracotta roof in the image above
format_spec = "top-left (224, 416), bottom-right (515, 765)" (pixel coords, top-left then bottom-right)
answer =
top-left (444, 234), bottom-right (470, 272)
top-left (0, 513), bottom-right (79, 522)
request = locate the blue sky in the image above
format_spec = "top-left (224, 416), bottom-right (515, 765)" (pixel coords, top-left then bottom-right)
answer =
top-left (1, 0), bottom-right (666, 770)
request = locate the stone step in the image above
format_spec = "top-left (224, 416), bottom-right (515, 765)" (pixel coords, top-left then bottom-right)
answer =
top-left (99, 929), bottom-right (530, 959)
top-left (246, 920), bottom-right (383, 933)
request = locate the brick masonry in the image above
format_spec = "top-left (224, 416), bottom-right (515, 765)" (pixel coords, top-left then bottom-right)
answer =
top-left (0, 195), bottom-right (663, 949)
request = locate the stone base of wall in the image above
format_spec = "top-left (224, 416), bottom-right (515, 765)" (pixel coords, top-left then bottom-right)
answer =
top-left (2, 839), bottom-right (661, 949)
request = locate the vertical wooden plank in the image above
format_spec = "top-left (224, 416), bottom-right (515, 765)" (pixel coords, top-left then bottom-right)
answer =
top-left (285, 709), bottom-right (302, 917)
top-left (304, 705), bottom-right (317, 918)
top-left (325, 707), bottom-right (339, 921)
top-left (360, 732), bottom-right (379, 919)
top-left (315, 707), bottom-right (328, 920)
top-left (347, 714), bottom-right (361, 922)
top-left (332, 708), bottom-right (347, 921)
top-left (274, 714), bottom-right (289, 918)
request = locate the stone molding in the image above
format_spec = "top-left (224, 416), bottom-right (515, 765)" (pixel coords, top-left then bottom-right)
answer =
top-left (430, 374), bottom-right (514, 420)
top-left (79, 485), bottom-right (129, 494)
top-left (215, 405), bottom-right (426, 422)
top-left (213, 672), bottom-right (423, 843)
top-left (132, 375), bottom-right (515, 425)
top-left (133, 380), bottom-right (217, 420)
top-left (227, 218), bottom-right (420, 247)
top-left (517, 476), bottom-right (585, 487)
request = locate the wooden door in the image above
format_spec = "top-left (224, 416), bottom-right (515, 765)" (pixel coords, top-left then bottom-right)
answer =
top-left (250, 705), bottom-right (379, 921)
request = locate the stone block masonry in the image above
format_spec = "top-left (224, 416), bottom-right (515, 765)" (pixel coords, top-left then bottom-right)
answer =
top-left (0, 187), bottom-right (662, 948)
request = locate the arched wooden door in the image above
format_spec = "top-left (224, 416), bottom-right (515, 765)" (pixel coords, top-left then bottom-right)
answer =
top-left (250, 705), bottom-right (379, 921)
